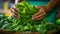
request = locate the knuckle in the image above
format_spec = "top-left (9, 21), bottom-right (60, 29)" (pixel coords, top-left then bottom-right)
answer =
top-left (42, 11), bottom-right (46, 14)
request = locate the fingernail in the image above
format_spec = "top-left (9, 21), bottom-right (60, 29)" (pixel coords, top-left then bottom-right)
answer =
top-left (32, 18), bottom-right (34, 19)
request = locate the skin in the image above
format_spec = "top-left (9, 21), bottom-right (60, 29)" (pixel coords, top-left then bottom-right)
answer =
top-left (32, 0), bottom-right (59, 20)
top-left (10, 0), bottom-right (59, 20)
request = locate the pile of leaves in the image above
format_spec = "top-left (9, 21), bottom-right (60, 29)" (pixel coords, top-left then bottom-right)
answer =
top-left (0, 15), bottom-right (58, 34)
top-left (0, 1), bottom-right (59, 34)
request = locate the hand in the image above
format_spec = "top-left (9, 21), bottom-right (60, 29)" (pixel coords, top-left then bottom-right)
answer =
top-left (10, 4), bottom-right (20, 19)
top-left (32, 6), bottom-right (47, 20)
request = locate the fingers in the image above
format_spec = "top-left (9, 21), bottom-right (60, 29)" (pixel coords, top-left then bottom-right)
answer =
top-left (11, 6), bottom-right (19, 12)
top-left (32, 16), bottom-right (44, 20)
top-left (11, 9), bottom-right (20, 18)
top-left (35, 6), bottom-right (43, 9)
top-left (12, 13), bottom-right (19, 18)
top-left (32, 13), bottom-right (45, 20)
top-left (32, 8), bottom-right (45, 17)
top-left (32, 13), bottom-right (45, 19)
top-left (32, 9), bottom-right (43, 17)
top-left (32, 8), bottom-right (46, 20)
top-left (10, 6), bottom-right (20, 19)
top-left (12, 7), bottom-right (19, 12)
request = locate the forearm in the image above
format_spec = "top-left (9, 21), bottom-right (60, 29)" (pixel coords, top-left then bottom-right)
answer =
top-left (45, 0), bottom-right (59, 12)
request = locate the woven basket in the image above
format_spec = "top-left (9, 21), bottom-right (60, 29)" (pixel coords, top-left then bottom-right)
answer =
top-left (0, 30), bottom-right (58, 34)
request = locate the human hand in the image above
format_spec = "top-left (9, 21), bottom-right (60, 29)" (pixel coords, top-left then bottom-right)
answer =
top-left (10, 4), bottom-right (20, 19)
top-left (32, 6), bottom-right (47, 20)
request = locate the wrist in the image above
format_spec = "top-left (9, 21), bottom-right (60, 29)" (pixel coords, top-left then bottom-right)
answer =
top-left (43, 6), bottom-right (49, 13)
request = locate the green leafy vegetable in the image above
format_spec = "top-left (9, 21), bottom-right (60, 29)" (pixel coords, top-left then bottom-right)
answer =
top-left (56, 19), bottom-right (60, 25)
